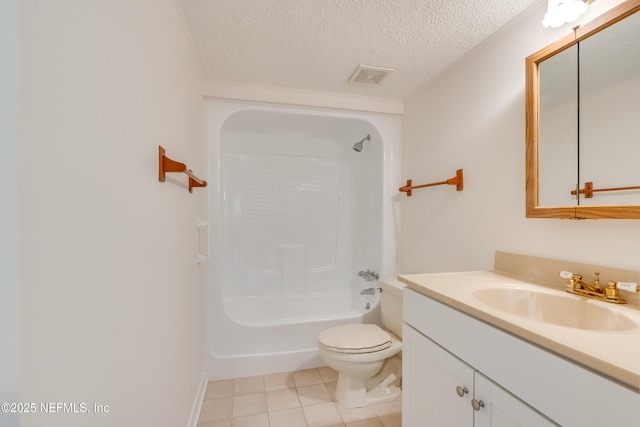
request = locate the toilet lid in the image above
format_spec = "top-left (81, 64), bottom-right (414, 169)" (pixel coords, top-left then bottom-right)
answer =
top-left (318, 324), bottom-right (392, 354)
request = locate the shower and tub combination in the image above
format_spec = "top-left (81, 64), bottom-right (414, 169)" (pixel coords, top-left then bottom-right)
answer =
top-left (205, 101), bottom-right (400, 380)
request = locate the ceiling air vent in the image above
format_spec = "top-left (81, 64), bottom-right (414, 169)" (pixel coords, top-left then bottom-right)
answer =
top-left (348, 65), bottom-right (394, 85)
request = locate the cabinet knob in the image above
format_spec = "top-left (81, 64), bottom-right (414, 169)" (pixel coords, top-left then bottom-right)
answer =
top-left (455, 386), bottom-right (468, 397)
top-left (471, 399), bottom-right (485, 411)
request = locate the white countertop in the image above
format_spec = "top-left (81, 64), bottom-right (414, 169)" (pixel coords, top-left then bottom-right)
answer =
top-left (399, 270), bottom-right (640, 391)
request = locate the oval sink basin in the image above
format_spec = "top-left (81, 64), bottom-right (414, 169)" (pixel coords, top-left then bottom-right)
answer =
top-left (472, 287), bottom-right (639, 332)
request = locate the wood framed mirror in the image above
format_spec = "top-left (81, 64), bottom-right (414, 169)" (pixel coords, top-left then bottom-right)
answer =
top-left (526, 0), bottom-right (640, 219)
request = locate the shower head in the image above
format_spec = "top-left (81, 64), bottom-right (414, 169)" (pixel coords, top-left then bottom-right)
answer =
top-left (353, 134), bottom-right (371, 152)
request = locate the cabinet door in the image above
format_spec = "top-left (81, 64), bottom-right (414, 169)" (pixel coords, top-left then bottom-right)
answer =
top-left (473, 373), bottom-right (559, 427)
top-left (403, 324), bottom-right (474, 427)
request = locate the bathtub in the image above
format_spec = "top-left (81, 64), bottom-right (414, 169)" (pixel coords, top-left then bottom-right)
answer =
top-left (205, 101), bottom-right (400, 380)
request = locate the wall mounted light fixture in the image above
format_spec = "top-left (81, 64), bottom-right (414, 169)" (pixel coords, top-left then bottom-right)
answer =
top-left (542, 0), bottom-right (592, 28)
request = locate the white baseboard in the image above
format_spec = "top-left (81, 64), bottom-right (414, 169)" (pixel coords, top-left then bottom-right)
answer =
top-left (187, 369), bottom-right (208, 427)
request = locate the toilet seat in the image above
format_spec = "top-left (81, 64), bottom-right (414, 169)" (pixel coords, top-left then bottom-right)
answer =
top-left (318, 324), bottom-right (392, 354)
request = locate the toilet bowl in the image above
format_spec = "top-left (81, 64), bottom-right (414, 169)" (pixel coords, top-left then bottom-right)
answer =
top-left (317, 278), bottom-right (405, 408)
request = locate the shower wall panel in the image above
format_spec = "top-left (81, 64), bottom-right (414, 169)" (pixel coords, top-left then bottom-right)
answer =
top-left (221, 151), bottom-right (352, 301)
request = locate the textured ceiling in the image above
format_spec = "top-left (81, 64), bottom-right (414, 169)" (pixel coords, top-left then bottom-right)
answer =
top-left (179, 0), bottom-right (544, 100)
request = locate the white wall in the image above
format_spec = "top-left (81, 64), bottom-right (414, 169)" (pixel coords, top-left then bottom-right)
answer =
top-left (20, 1), bottom-right (205, 426)
top-left (0, 0), bottom-right (20, 426)
top-left (400, 0), bottom-right (640, 273)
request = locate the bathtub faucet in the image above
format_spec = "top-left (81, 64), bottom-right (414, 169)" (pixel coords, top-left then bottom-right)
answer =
top-left (358, 270), bottom-right (379, 282)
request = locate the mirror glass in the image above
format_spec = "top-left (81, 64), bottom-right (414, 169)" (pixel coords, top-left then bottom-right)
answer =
top-left (579, 10), bottom-right (640, 206)
top-left (526, 1), bottom-right (640, 219)
top-left (538, 45), bottom-right (578, 207)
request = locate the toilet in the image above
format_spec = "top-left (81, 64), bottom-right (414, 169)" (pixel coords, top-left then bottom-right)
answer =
top-left (318, 278), bottom-right (405, 408)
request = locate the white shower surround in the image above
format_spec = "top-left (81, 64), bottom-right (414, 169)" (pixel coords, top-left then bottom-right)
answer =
top-left (205, 100), bottom-right (400, 380)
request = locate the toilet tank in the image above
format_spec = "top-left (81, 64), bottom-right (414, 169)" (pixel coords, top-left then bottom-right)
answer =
top-left (379, 278), bottom-right (406, 339)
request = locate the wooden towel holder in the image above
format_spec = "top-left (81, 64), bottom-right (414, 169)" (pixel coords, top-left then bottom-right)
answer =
top-left (158, 146), bottom-right (207, 193)
top-left (570, 181), bottom-right (640, 198)
top-left (399, 169), bottom-right (464, 197)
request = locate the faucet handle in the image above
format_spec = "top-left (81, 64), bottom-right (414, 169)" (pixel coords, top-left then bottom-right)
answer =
top-left (605, 281), bottom-right (620, 301)
top-left (617, 282), bottom-right (640, 292)
top-left (357, 269), bottom-right (379, 282)
top-left (604, 280), bottom-right (638, 303)
top-left (560, 270), bottom-right (574, 279)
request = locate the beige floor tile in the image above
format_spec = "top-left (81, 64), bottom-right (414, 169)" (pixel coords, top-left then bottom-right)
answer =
top-left (269, 407), bottom-right (308, 427)
top-left (379, 413), bottom-right (401, 427)
top-left (318, 366), bottom-right (339, 383)
top-left (303, 402), bottom-right (343, 427)
top-left (264, 371), bottom-right (296, 391)
top-left (199, 370), bottom-right (401, 427)
top-left (233, 375), bottom-right (265, 396)
top-left (197, 419), bottom-right (231, 427)
top-left (297, 383), bottom-right (332, 406)
top-left (199, 397), bottom-right (233, 423)
top-left (345, 417), bottom-right (384, 427)
top-left (293, 368), bottom-right (324, 387)
top-left (336, 404), bottom-right (378, 423)
top-left (325, 381), bottom-right (338, 402)
top-left (371, 398), bottom-right (401, 417)
top-left (232, 393), bottom-right (267, 418)
top-left (205, 380), bottom-right (234, 400)
top-left (266, 387), bottom-right (301, 411)
top-left (231, 412), bottom-right (269, 427)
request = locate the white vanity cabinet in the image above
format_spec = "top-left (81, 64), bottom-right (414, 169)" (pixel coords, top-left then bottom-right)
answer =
top-left (403, 324), bottom-right (474, 426)
top-left (402, 288), bottom-right (640, 427)
top-left (473, 372), bottom-right (558, 427)
top-left (403, 324), bottom-right (557, 427)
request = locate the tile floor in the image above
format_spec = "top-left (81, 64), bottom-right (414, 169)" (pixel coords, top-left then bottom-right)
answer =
top-left (197, 367), bottom-right (401, 427)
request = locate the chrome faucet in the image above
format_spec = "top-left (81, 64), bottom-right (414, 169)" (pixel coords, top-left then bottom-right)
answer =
top-left (358, 270), bottom-right (379, 282)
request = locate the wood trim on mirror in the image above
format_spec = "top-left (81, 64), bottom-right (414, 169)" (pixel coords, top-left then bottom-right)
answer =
top-left (525, 0), bottom-right (640, 219)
